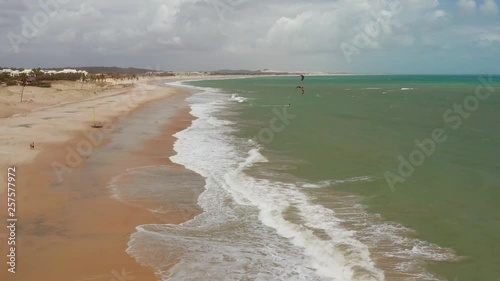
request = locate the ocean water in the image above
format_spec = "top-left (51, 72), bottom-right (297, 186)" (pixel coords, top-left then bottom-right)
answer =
top-left (129, 76), bottom-right (500, 281)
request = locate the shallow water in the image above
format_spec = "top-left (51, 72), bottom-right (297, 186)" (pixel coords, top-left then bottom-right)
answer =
top-left (120, 76), bottom-right (500, 281)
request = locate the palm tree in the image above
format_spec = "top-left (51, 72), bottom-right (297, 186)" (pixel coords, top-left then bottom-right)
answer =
top-left (31, 67), bottom-right (43, 82)
top-left (19, 73), bottom-right (27, 102)
top-left (80, 74), bottom-right (86, 89)
top-left (90, 74), bottom-right (97, 89)
top-left (100, 74), bottom-right (106, 85)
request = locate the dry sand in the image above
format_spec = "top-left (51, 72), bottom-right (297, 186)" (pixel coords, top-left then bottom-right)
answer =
top-left (0, 80), bottom-right (136, 118)
top-left (0, 78), bottom-right (176, 191)
top-left (0, 77), bottom-right (203, 280)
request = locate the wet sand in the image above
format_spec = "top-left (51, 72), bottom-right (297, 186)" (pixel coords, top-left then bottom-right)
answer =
top-left (0, 83), bottom-right (202, 281)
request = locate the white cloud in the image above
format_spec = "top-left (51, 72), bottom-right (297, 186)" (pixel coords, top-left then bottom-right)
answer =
top-left (56, 29), bottom-right (76, 42)
top-left (0, 0), bottom-right (499, 73)
top-left (76, 3), bottom-right (101, 17)
top-left (421, 9), bottom-right (449, 24)
top-left (263, 12), bottom-right (316, 51)
top-left (407, 0), bottom-right (439, 10)
top-left (479, 0), bottom-right (499, 15)
top-left (395, 35), bottom-right (416, 47)
top-left (158, 36), bottom-right (182, 46)
top-left (478, 32), bottom-right (500, 46)
top-left (433, 9), bottom-right (448, 20)
top-left (147, 3), bottom-right (178, 33)
top-left (458, 0), bottom-right (477, 12)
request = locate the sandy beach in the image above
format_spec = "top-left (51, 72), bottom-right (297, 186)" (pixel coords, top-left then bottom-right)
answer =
top-left (0, 78), bottom-right (201, 280)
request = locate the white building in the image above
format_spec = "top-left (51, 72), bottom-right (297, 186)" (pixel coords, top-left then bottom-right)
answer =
top-left (0, 68), bottom-right (89, 77)
top-left (58, 69), bottom-right (88, 75)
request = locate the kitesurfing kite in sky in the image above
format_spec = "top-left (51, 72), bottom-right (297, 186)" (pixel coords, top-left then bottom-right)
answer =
top-left (295, 85), bottom-right (305, 95)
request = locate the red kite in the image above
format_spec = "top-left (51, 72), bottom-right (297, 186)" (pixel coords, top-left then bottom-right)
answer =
top-left (295, 85), bottom-right (305, 95)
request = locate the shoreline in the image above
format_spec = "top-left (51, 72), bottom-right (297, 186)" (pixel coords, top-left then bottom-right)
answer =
top-left (0, 78), bottom-right (181, 193)
top-left (0, 79), bottom-right (201, 280)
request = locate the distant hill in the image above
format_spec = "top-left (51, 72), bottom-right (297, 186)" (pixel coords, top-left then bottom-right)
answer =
top-left (212, 69), bottom-right (290, 75)
top-left (54, 67), bottom-right (164, 74)
top-left (1, 66), bottom-right (349, 76)
top-left (211, 69), bottom-right (344, 75)
top-left (214, 69), bottom-right (260, 74)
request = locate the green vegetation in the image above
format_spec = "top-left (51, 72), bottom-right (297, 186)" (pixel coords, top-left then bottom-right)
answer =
top-left (31, 82), bottom-right (51, 88)
top-left (0, 67), bottom-right (174, 91)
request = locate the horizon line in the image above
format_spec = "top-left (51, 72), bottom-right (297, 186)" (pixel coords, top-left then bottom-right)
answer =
top-left (0, 66), bottom-right (498, 76)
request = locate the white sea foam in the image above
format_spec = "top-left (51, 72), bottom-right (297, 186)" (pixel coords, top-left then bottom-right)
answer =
top-left (128, 85), bottom-right (331, 280)
top-left (304, 189), bottom-right (458, 281)
top-left (229, 93), bottom-right (248, 103)
top-left (127, 81), bottom-right (457, 281)
top-left (126, 83), bottom-right (384, 280)
top-left (401, 88), bottom-right (414, 91)
top-left (301, 176), bottom-right (377, 188)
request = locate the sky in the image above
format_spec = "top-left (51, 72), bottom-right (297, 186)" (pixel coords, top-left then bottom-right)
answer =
top-left (0, 0), bottom-right (499, 74)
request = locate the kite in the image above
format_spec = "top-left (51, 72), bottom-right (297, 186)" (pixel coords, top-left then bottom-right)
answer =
top-left (295, 85), bottom-right (305, 95)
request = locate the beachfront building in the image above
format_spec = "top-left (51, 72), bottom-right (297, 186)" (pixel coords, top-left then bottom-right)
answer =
top-left (143, 71), bottom-right (175, 77)
top-left (57, 69), bottom-right (88, 75)
top-left (0, 69), bottom-right (14, 76)
top-left (1, 69), bottom-right (20, 77)
top-left (174, 71), bottom-right (211, 76)
top-left (0, 68), bottom-right (88, 77)
top-left (44, 70), bottom-right (58, 75)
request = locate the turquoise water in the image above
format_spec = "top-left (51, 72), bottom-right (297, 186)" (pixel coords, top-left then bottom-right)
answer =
top-left (188, 75), bottom-right (500, 281)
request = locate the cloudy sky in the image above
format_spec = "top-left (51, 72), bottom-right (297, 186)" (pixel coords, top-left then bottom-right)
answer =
top-left (1, 0), bottom-right (499, 74)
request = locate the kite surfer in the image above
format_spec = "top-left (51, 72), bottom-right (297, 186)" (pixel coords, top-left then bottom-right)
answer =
top-left (295, 85), bottom-right (305, 95)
